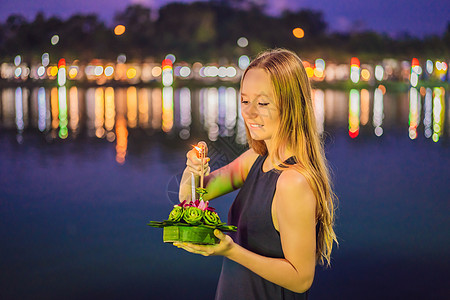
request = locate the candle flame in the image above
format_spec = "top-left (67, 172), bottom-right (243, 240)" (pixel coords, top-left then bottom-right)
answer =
top-left (192, 145), bottom-right (203, 156)
top-left (192, 143), bottom-right (206, 160)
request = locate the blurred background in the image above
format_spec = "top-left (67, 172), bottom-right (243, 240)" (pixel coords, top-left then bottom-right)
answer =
top-left (0, 0), bottom-right (449, 299)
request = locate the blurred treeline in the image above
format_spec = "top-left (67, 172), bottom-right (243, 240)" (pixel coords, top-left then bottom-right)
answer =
top-left (1, 1), bottom-right (449, 63)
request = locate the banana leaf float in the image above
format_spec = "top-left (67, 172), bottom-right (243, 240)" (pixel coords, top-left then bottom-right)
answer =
top-left (148, 197), bottom-right (237, 245)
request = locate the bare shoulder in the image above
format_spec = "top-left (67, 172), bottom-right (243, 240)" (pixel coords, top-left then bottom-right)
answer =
top-left (236, 148), bottom-right (259, 177)
top-left (239, 147), bottom-right (259, 159)
top-left (276, 169), bottom-right (316, 208)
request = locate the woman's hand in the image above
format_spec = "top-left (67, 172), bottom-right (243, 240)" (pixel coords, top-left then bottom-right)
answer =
top-left (186, 147), bottom-right (210, 177)
top-left (173, 230), bottom-right (235, 257)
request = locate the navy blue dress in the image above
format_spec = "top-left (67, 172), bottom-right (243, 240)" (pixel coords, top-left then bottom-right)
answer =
top-left (215, 154), bottom-right (309, 300)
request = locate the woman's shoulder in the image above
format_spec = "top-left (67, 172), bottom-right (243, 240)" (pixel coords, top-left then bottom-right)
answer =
top-left (278, 168), bottom-right (306, 182)
top-left (237, 148), bottom-right (260, 176)
top-left (276, 169), bottom-right (316, 206)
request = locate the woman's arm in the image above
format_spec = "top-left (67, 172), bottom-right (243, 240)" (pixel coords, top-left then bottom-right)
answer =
top-left (175, 169), bottom-right (317, 293)
top-left (178, 148), bottom-right (259, 202)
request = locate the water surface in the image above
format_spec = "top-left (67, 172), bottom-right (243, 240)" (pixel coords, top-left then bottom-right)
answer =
top-left (0, 86), bottom-right (449, 299)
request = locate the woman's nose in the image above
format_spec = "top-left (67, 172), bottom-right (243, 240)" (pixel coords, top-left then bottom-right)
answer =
top-left (242, 102), bottom-right (258, 118)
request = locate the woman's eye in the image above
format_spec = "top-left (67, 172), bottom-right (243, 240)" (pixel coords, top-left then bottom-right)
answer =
top-left (241, 100), bottom-right (249, 104)
top-left (258, 103), bottom-right (269, 106)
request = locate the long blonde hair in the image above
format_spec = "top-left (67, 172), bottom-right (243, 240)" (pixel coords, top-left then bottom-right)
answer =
top-left (242, 49), bottom-right (338, 266)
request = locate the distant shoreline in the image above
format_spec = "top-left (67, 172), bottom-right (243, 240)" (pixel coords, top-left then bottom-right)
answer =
top-left (1, 79), bottom-right (448, 93)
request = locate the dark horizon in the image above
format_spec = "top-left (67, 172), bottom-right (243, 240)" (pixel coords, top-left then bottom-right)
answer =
top-left (1, 2), bottom-right (449, 64)
top-left (0, 0), bottom-right (449, 38)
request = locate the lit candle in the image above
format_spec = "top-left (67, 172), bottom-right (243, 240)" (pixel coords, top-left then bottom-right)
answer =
top-left (200, 156), bottom-right (204, 189)
top-left (198, 141), bottom-right (207, 189)
top-left (191, 172), bottom-right (195, 202)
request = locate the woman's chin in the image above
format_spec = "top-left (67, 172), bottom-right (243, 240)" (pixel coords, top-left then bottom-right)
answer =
top-left (249, 134), bottom-right (266, 141)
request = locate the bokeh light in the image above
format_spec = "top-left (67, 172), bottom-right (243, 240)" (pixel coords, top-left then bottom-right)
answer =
top-left (432, 87), bottom-right (445, 142)
top-left (292, 28), bottom-right (304, 38)
top-left (94, 66), bottom-right (104, 76)
top-left (104, 66), bottom-right (114, 77)
top-left (14, 68), bottom-right (21, 78)
top-left (162, 58), bottom-right (173, 86)
top-left (68, 67), bottom-right (78, 79)
top-left (165, 54), bottom-right (176, 64)
top-left (348, 89), bottom-right (360, 138)
top-left (426, 60), bottom-right (433, 74)
top-left (373, 86), bottom-right (384, 136)
top-left (315, 58), bottom-right (325, 71)
top-left (69, 86), bottom-right (79, 132)
top-left (42, 53), bottom-right (50, 67)
top-left (57, 59), bottom-right (66, 86)
top-left (361, 69), bottom-right (370, 81)
top-left (50, 66), bottom-right (58, 77)
top-left (360, 89), bottom-right (369, 125)
top-left (37, 66), bottom-right (46, 77)
top-left (114, 25), bottom-right (126, 35)
top-left (14, 55), bottom-right (21, 66)
top-left (127, 67), bottom-right (137, 79)
top-left (51, 35), bottom-right (59, 45)
top-left (179, 66), bottom-right (191, 78)
top-left (152, 66), bottom-right (162, 77)
top-left (226, 66), bottom-right (237, 77)
top-left (127, 87), bottom-right (137, 128)
top-left (305, 66), bottom-right (314, 78)
top-left (423, 88), bottom-right (432, 138)
top-left (314, 68), bottom-right (324, 78)
top-left (238, 55), bottom-right (250, 70)
top-left (375, 65), bottom-right (384, 81)
top-left (58, 86), bottom-right (68, 139)
top-left (37, 87), bottom-right (46, 132)
top-left (117, 54), bottom-right (126, 64)
top-left (237, 37), bottom-right (248, 47)
top-left (408, 87), bottom-right (419, 139)
top-left (350, 57), bottom-right (360, 84)
top-left (162, 87), bottom-right (174, 132)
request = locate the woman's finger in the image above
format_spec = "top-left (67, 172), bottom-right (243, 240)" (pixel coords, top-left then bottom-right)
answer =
top-left (187, 167), bottom-right (201, 177)
top-left (186, 161), bottom-right (202, 170)
top-left (186, 154), bottom-right (210, 164)
top-left (214, 229), bottom-right (226, 240)
top-left (174, 243), bottom-right (211, 256)
top-left (187, 150), bottom-right (202, 163)
top-left (186, 161), bottom-right (210, 173)
top-left (186, 158), bottom-right (201, 168)
top-left (186, 159), bottom-right (203, 169)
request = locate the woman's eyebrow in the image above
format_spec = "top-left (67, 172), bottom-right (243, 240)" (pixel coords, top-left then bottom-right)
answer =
top-left (240, 92), bottom-right (270, 98)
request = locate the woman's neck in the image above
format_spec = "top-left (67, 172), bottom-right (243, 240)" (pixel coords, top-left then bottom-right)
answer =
top-left (264, 140), bottom-right (295, 162)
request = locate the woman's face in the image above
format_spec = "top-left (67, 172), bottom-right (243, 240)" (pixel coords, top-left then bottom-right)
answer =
top-left (240, 68), bottom-right (280, 142)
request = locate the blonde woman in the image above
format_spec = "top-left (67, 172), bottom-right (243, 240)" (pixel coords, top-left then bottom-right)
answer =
top-left (176, 49), bottom-right (338, 299)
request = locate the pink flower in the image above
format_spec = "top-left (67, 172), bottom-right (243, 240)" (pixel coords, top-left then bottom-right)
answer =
top-left (177, 199), bottom-right (215, 211)
top-left (198, 200), bottom-right (208, 211)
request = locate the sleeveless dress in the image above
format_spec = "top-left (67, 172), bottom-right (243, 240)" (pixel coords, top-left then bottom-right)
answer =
top-left (215, 154), bottom-right (309, 300)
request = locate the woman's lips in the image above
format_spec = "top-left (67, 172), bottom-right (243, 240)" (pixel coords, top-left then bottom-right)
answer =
top-left (248, 123), bottom-right (264, 128)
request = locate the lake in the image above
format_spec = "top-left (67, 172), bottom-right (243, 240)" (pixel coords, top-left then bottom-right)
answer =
top-left (0, 85), bottom-right (449, 299)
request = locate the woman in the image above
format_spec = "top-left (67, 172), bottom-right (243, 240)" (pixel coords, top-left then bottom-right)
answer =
top-left (176, 49), bottom-right (338, 299)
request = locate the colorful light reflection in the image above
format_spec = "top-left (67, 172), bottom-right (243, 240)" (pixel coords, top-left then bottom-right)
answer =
top-left (162, 86), bottom-right (174, 132)
top-left (58, 87), bottom-right (68, 139)
top-left (348, 89), bottom-right (360, 138)
top-left (373, 87), bottom-right (384, 136)
top-left (408, 87), bottom-right (420, 140)
top-left (350, 57), bottom-right (360, 84)
top-left (432, 87), bottom-right (445, 142)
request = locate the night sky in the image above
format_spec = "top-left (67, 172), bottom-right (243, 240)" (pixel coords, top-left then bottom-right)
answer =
top-left (0, 0), bottom-right (449, 37)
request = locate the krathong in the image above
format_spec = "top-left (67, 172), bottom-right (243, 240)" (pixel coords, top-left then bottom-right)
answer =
top-left (148, 142), bottom-right (237, 245)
